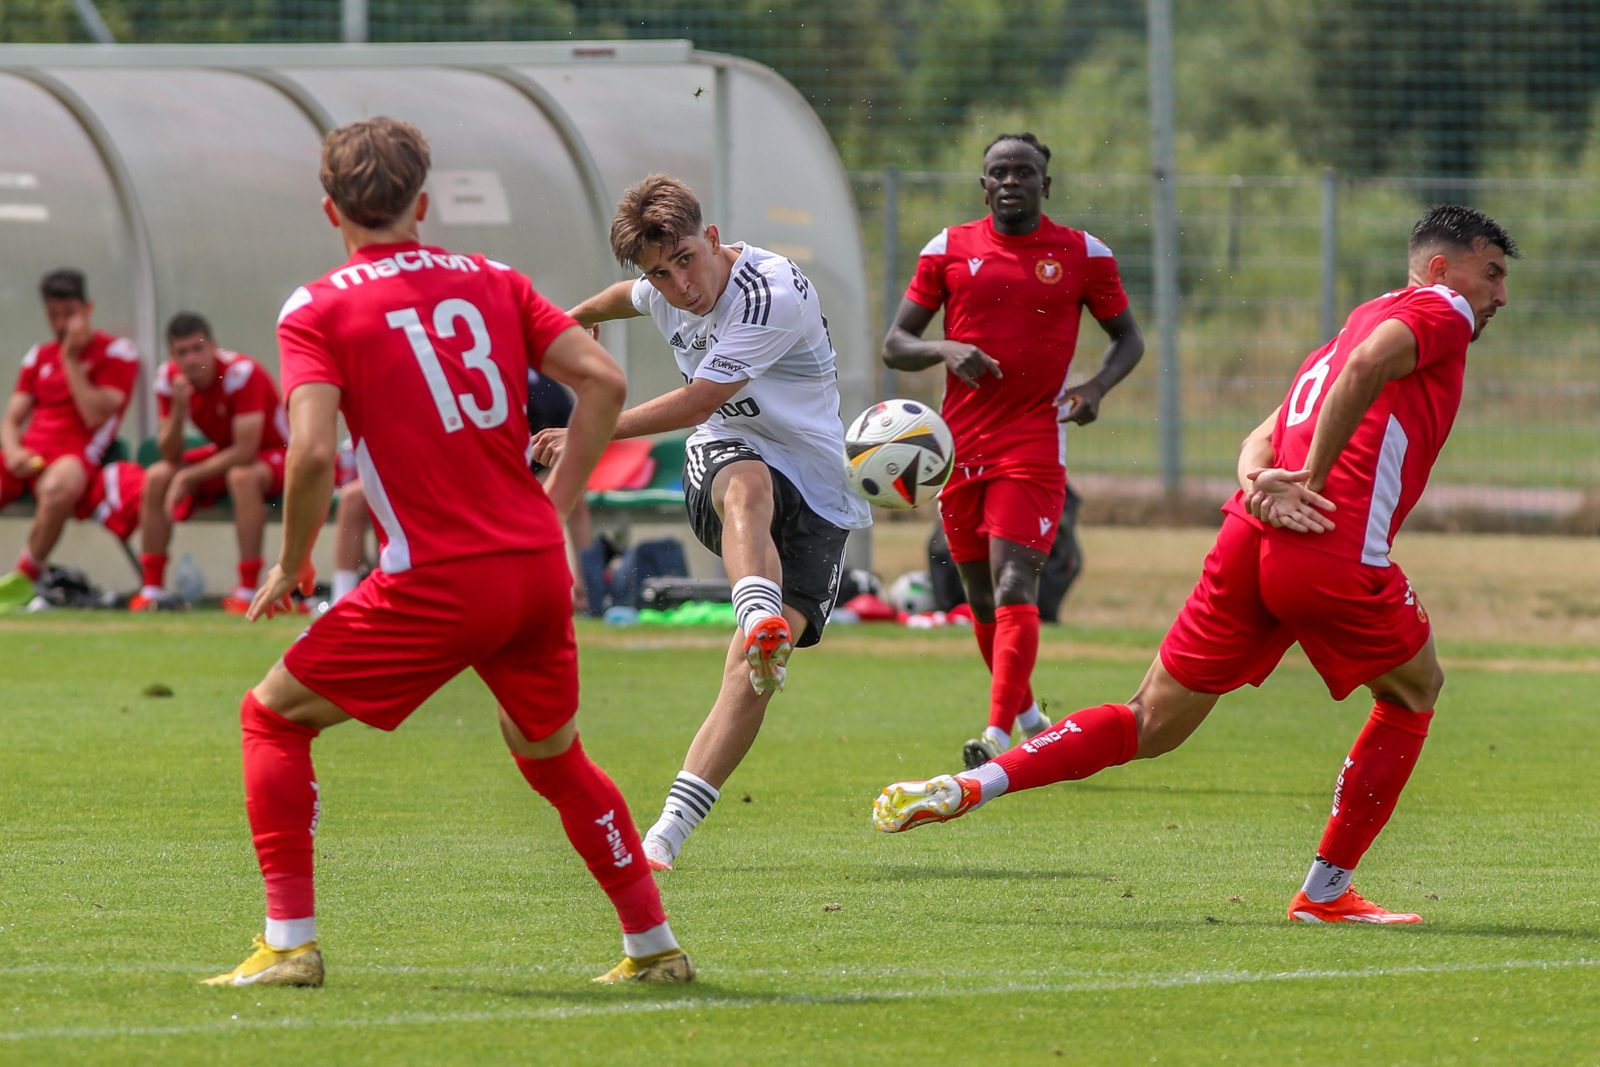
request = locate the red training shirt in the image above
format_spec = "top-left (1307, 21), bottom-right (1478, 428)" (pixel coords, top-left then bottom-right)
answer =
top-left (155, 350), bottom-right (288, 452)
top-left (905, 214), bottom-right (1129, 473)
top-left (1227, 284), bottom-right (1476, 566)
top-left (276, 241), bottom-right (578, 573)
top-left (14, 330), bottom-right (140, 466)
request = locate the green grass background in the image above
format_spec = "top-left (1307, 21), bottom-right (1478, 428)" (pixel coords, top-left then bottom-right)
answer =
top-left (2, 616), bottom-right (1598, 1064)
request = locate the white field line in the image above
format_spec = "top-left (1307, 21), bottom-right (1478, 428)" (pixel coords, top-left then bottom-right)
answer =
top-left (2, 956), bottom-right (1596, 1043)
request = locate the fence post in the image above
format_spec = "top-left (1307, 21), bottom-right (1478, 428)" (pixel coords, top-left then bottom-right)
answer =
top-left (880, 165), bottom-right (901, 400)
top-left (342, 0), bottom-right (368, 43)
top-left (1320, 167), bottom-right (1339, 343)
top-left (69, 0), bottom-right (115, 43)
top-left (1147, 0), bottom-right (1182, 496)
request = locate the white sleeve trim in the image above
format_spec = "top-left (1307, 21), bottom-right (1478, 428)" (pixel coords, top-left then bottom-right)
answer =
top-left (486, 258), bottom-right (512, 271)
top-left (106, 337), bottom-right (139, 362)
top-left (1085, 233), bottom-right (1114, 258)
top-left (153, 362), bottom-right (173, 397)
top-left (20, 344), bottom-right (39, 369)
top-left (222, 359), bottom-right (255, 396)
top-left (277, 286), bottom-right (313, 325)
top-left (918, 229), bottom-right (949, 257)
top-left (1419, 284), bottom-right (1475, 330)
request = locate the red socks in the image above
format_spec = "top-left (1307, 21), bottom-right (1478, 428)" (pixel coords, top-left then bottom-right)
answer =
top-left (238, 558), bottom-right (263, 591)
top-left (1317, 701), bottom-right (1433, 870)
top-left (15, 549), bottom-right (41, 581)
top-left (992, 703), bottom-right (1138, 792)
top-left (515, 738), bottom-right (666, 934)
top-left (986, 604), bottom-right (1040, 734)
top-left (141, 553), bottom-right (168, 589)
top-left (240, 692), bottom-right (321, 922)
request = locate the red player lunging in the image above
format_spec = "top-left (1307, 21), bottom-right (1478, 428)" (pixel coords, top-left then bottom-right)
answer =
top-left (875, 205), bottom-right (1515, 925)
top-left (884, 132), bottom-right (1144, 770)
top-left (204, 118), bottom-right (691, 987)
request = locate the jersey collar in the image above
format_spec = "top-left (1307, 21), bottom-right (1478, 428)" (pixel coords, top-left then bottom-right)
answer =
top-left (707, 243), bottom-right (752, 327)
top-left (984, 213), bottom-right (1054, 244)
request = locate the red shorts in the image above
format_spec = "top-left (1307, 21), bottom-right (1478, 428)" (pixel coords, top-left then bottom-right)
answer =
top-left (1160, 513), bottom-right (1432, 701)
top-left (0, 447), bottom-right (94, 510)
top-left (938, 467), bottom-right (1066, 562)
top-left (171, 445), bottom-right (287, 519)
top-left (77, 460), bottom-right (144, 540)
top-left (284, 548), bottom-right (579, 740)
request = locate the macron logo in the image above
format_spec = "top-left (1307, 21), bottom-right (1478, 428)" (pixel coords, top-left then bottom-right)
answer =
top-left (329, 249), bottom-right (481, 290)
top-left (967, 257), bottom-right (984, 275)
top-left (1039, 516), bottom-right (1052, 536)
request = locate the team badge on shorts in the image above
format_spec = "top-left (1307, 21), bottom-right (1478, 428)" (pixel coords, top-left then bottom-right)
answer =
top-left (1036, 258), bottom-right (1063, 284)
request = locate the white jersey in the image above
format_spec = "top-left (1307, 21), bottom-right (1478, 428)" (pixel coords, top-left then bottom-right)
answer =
top-left (631, 243), bottom-right (872, 530)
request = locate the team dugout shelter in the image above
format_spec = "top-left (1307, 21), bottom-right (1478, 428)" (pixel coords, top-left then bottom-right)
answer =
top-left (0, 40), bottom-right (874, 569)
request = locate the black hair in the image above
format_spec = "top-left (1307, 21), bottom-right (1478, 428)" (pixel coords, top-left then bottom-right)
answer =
top-left (1409, 205), bottom-right (1519, 260)
top-left (983, 132), bottom-right (1051, 169)
top-left (166, 311), bottom-right (213, 344)
top-left (39, 268), bottom-right (86, 303)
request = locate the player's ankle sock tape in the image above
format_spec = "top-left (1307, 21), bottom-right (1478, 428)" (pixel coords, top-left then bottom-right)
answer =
top-left (332, 569), bottom-right (359, 603)
top-left (989, 604), bottom-right (1040, 734)
top-left (993, 703), bottom-right (1138, 792)
top-left (240, 693), bottom-right (321, 922)
top-left (732, 576), bottom-right (784, 636)
top-left (623, 920), bottom-right (679, 959)
top-left (1301, 857), bottom-right (1355, 903)
top-left (1316, 701), bottom-right (1433, 870)
top-left (648, 772), bottom-right (720, 855)
top-left (141, 553), bottom-right (168, 589)
top-left (1016, 702), bottom-right (1047, 731)
top-left (514, 738), bottom-right (667, 932)
top-left (265, 917), bottom-right (317, 950)
top-left (967, 760), bottom-right (1011, 804)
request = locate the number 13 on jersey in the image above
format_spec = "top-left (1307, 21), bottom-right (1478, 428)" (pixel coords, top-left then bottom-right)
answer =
top-left (386, 299), bottom-right (509, 433)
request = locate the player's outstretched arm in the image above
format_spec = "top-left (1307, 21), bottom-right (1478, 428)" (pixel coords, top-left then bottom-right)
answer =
top-left (530, 374), bottom-right (746, 469)
top-left (247, 383), bottom-right (336, 621)
top-left (536, 325), bottom-right (627, 519)
top-left (1060, 309), bottom-right (1145, 426)
top-left (566, 281), bottom-right (643, 329)
top-left (1301, 318), bottom-right (1419, 493)
top-left (882, 298), bottom-right (1002, 386)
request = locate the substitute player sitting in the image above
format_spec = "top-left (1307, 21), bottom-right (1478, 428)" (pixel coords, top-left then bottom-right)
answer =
top-left (541, 174), bottom-right (872, 871)
top-left (875, 206), bottom-right (1515, 925)
top-left (205, 117), bottom-right (691, 987)
top-left (884, 133), bottom-right (1144, 770)
top-left (132, 312), bottom-right (290, 612)
top-left (1, 268), bottom-right (140, 589)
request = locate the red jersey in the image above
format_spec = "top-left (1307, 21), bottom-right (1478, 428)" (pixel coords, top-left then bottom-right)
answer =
top-left (14, 330), bottom-right (140, 465)
top-left (1229, 284), bottom-right (1475, 566)
top-left (905, 214), bottom-right (1129, 472)
top-left (155, 350), bottom-right (288, 451)
top-left (276, 241), bottom-right (579, 573)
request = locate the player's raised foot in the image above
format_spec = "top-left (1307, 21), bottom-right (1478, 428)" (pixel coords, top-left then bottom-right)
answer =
top-left (1287, 888), bottom-right (1422, 924)
top-left (202, 934), bottom-right (324, 987)
top-left (743, 614), bottom-right (792, 694)
top-left (129, 589), bottom-right (186, 613)
top-left (593, 948), bottom-right (695, 985)
top-left (873, 774), bottom-right (983, 833)
top-left (962, 733), bottom-right (1004, 769)
top-left (642, 834), bottom-right (675, 872)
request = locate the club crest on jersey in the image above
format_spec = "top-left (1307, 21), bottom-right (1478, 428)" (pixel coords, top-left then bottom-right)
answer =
top-left (967, 257), bottom-right (984, 275)
top-left (1036, 258), bottom-right (1063, 284)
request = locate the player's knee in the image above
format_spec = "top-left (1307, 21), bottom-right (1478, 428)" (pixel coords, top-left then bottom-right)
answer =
top-left (36, 464), bottom-right (85, 508)
top-left (718, 464), bottom-right (773, 511)
top-left (144, 460), bottom-right (176, 490)
top-left (226, 463), bottom-right (262, 497)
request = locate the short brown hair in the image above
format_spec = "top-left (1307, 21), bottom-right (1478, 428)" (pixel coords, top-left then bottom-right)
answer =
top-left (320, 117), bottom-right (431, 230)
top-left (40, 268), bottom-right (86, 303)
top-left (610, 174), bottom-right (704, 267)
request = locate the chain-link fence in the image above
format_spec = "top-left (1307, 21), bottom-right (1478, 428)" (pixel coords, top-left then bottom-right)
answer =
top-left (5, 0), bottom-right (1599, 514)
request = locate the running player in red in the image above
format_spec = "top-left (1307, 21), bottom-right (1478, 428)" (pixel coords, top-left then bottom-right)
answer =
top-left (884, 133), bottom-right (1145, 770)
top-left (874, 206), bottom-right (1515, 925)
top-left (131, 312), bottom-right (291, 613)
top-left (1, 268), bottom-right (140, 590)
top-left (203, 117), bottom-right (691, 987)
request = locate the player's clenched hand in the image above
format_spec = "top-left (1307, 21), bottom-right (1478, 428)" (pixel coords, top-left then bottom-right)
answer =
top-left (168, 373), bottom-right (194, 409)
top-left (4, 447), bottom-right (40, 479)
top-left (1059, 380), bottom-right (1108, 426)
top-left (938, 341), bottom-right (1002, 387)
top-left (1246, 467), bottom-right (1336, 534)
top-left (531, 427), bottom-right (567, 468)
top-left (61, 308), bottom-right (93, 359)
top-left (246, 561), bottom-right (316, 622)
top-left (163, 469), bottom-right (194, 520)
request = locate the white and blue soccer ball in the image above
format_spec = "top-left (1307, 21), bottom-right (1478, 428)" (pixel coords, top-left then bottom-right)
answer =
top-left (843, 399), bottom-right (954, 510)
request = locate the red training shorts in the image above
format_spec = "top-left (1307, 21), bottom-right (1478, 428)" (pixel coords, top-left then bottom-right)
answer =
top-left (77, 460), bottom-right (144, 540)
top-left (0, 447), bottom-right (95, 510)
top-left (171, 444), bottom-right (287, 519)
top-left (284, 547), bottom-right (579, 740)
top-left (1160, 513), bottom-right (1432, 701)
top-left (938, 466), bottom-right (1066, 562)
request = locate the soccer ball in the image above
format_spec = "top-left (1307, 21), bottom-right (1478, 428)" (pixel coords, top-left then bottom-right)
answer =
top-left (843, 399), bottom-right (954, 509)
top-left (888, 570), bottom-right (936, 615)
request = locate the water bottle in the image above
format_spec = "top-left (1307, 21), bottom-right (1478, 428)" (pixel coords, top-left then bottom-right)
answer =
top-left (173, 553), bottom-right (206, 604)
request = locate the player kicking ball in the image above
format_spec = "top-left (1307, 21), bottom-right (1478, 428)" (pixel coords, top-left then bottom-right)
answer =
top-left (875, 205), bottom-right (1515, 924)
top-left (538, 175), bottom-right (872, 871)
top-left (205, 118), bottom-right (691, 988)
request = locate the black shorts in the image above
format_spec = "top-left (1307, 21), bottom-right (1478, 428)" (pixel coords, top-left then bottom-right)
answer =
top-left (683, 439), bottom-right (849, 648)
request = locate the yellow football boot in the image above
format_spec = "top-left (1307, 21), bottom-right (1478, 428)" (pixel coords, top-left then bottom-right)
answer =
top-left (592, 948), bottom-right (696, 984)
top-left (202, 934), bottom-right (324, 987)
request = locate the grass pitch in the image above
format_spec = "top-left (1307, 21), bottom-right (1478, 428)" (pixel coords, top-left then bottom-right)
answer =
top-left (3, 605), bottom-right (1599, 1064)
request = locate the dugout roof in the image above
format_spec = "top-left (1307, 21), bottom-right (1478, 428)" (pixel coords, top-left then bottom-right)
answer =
top-left (0, 41), bottom-right (871, 438)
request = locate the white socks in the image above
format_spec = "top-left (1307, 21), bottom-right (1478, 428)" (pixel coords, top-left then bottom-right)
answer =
top-left (645, 771), bottom-right (720, 863)
top-left (965, 761), bottom-right (1010, 805)
top-left (623, 920), bottom-right (679, 959)
top-left (332, 569), bottom-right (360, 603)
top-left (1302, 857), bottom-right (1354, 902)
top-left (731, 576), bottom-right (783, 635)
top-left (265, 916), bottom-right (316, 949)
top-left (1016, 702), bottom-right (1048, 733)
top-left (983, 725), bottom-right (1010, 750)
top-left (139, 585), bottom-right (163, 600)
